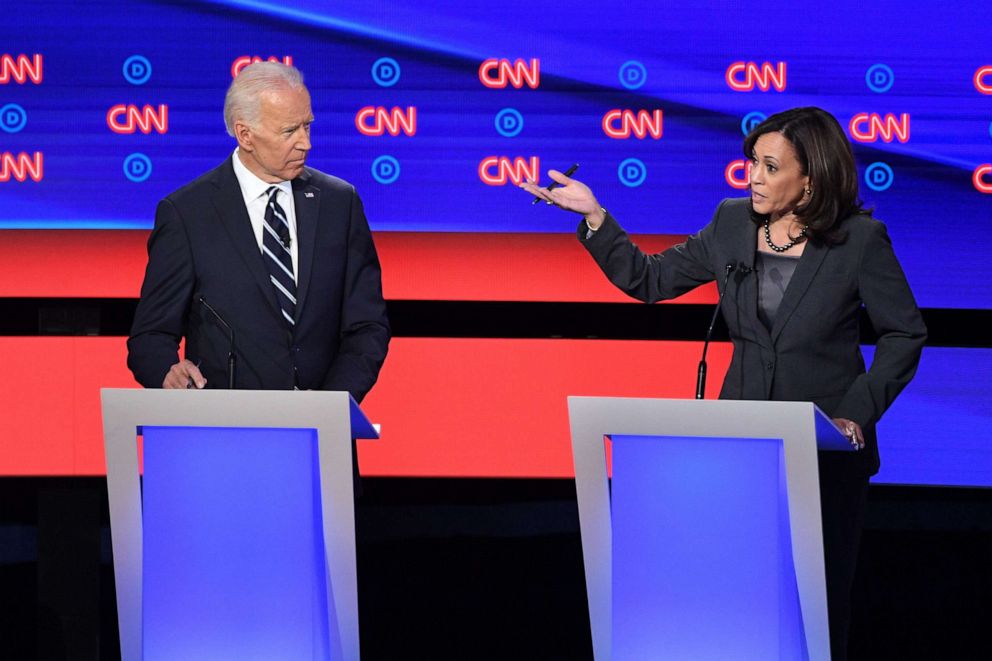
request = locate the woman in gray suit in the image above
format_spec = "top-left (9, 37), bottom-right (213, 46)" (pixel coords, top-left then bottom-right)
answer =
top-left (522, 106), bottom-right (926, 660)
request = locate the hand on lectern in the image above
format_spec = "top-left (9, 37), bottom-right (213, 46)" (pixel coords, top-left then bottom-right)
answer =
top-left (163, 359), bottom-right (206, 390)
top-left (833, 417), bottom-right (864, 450)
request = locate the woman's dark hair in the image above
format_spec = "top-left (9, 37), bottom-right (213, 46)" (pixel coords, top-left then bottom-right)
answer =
top-left (743, 106), bottom-right (867, 244)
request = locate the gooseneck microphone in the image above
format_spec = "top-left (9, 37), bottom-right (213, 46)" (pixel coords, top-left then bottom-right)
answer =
top-left (198, 296), bottom-right (237, 389)
top-left (695, 263), bottom-right (738, 399)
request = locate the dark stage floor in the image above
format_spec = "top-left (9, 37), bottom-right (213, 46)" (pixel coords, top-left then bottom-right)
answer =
top-left (1, 477), bottom-right (990, 660)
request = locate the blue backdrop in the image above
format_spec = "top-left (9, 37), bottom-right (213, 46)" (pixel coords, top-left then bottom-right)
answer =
top-left (2, 0), bottom-right (991, 309)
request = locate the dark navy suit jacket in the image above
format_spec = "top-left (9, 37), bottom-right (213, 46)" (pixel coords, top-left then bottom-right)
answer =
top-left (581, 198), bottom-right (927, 478)
top-left (128, 156), bottom-right (390, 401)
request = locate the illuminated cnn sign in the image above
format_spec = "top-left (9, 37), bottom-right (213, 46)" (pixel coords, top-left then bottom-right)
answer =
top-left (231, 55), bottom-right (294, 78)
top-left (0, 152), bottom-right (43, 182)
top-left (725, 62), bottom-right (786, 92)
top-left (478, 156), bottom-right (540, 186)
top-left (107, 104), bottom-right (169, 134)
top-left (974, 165), bottom-right (992, 194)
top-left (849, 113), bottom-right (910, 143)
top-left (975, 66), bottom-right (992, 94)
top-left (355, 106), bottom-right (417, 136)
top-left (725, 159), bottom-right (750, 189)
top-left (0, 54), bottom-right (43, 84)
top-left (479, 59), bottom-right (540, 89)
top-left (602, 109), bottom-right (663, 139)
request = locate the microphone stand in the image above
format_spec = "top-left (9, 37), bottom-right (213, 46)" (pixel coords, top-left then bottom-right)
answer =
top-left (695, 263), bottom-right (737, 399)
top-left (199, 297), bottom-right (236, 388)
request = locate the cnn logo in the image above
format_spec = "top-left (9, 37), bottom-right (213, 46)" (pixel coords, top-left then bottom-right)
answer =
top-left (231, 56), bottom-right (293, 78)
top-left (0, 152), bottom-right (43, 182)
top-left (849, 113), bottom-right (909, 143)
top-left (479, 59), bottom-right (540, 89)
top-left (725, 62), bottom-right (786, 92)
top-left (974, 165), bottom-right (992, 194)
top-left (0, 54), bottom-right (42, 84)
top-left (975, 66), bottom-right (992, 94)
top-left (107, 105), bottom-right (169, 134)
top-left (602, 110), bottom-right (663, 139)
top-left (478, 156), bottom-right (540, 186)
top-left (355, 106), bottom-right (416, 136)
top-left (725, 160), bottom-right (750, 189)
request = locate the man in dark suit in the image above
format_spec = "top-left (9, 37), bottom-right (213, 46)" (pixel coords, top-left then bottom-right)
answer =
top-left (128, 62), bottom-right (389, 401)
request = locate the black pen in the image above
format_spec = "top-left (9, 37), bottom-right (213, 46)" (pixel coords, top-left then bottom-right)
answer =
top-left (186, 359), bottom-right (203, 389)
top-left (532, 163), bottom-right (579, 204)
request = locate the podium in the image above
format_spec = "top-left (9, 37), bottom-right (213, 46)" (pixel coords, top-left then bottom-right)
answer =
top-left (568, 397), bottom-right (853, 661)
top-left (101, 389), bottom-right (378, 661)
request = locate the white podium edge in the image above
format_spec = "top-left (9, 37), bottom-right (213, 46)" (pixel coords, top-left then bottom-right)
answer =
top-left (101, 388), bottom-right (377, 661)
top-left (568, 396), bottom-right (845, 661)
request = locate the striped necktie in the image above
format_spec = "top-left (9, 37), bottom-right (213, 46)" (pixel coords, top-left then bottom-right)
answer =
top-left (262, 186), bottom-right (296, 327)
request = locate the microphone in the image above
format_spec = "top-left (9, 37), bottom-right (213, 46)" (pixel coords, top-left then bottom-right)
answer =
top-left (695, 263), bottom-right (738, 399)
top-left (199, 296), bottom-right (237, 389)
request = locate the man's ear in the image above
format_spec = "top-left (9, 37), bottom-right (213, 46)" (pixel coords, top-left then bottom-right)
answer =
top-left (234, 120), bottom-right (253, 152)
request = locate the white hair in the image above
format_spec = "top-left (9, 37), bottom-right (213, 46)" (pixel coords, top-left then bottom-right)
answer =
top-left (223, 62), bottom-right (305, 136)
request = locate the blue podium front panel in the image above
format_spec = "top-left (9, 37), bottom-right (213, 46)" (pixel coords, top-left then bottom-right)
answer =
top-left (611, 435), bottom-right (805, 660)
top-left (142, 426), bottom-right (330, 661)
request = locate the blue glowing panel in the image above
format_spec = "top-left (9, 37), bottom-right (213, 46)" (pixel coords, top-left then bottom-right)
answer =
top-left (867, 347), bottom-right (992, 487)
top-left (142, 426), bottom-right (330, 660)
top-left (611, 435), bottom-right (806, 660)
top-left (2, 1), bottom-right (991, 307)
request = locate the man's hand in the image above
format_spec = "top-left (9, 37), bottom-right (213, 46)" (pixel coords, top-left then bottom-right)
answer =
top-left (163, 359), bottom-right (206, 389)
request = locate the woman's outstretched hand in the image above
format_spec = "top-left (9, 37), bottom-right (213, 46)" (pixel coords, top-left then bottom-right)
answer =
top-left (520, 170), bottom-right (605, 230)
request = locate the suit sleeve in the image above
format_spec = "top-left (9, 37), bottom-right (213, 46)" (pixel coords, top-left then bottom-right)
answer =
top-left (834, 221), bottom-right (927, 427)
top-left (580, 201), bottom-right (725, 303)
top-left (126, 198), bottom-right (195, 388)
top-left (321, 189), bottom-right (390, 402)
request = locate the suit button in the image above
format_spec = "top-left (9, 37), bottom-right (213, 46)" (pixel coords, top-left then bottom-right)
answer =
top-left (292, 346), bottom-right (301, 353)
top-left (766, 362), bottom-right (774, 371)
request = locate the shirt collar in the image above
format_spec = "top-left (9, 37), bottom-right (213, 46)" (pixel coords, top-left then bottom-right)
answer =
top-left (231, 148), bottom-right (293, 205)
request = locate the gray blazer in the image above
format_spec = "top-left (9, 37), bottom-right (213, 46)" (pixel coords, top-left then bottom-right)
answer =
top-left (580, 197), bottom-right (927, 478)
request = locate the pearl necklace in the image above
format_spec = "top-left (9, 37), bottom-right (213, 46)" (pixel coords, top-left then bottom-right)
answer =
top-left (763, 218), bottom-right (807, 253)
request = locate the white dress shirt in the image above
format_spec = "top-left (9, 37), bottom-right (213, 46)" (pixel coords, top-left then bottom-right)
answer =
top-left (231, 148), bottom-right (299, 282)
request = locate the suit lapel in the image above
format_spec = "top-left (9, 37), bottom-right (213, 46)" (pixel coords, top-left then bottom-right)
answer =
top-left (769, 239), bottom-right (830, 343)
top-left (292, 171), bottom-right (319, 322)
top-left (209, 158), bottom-right (282, 318)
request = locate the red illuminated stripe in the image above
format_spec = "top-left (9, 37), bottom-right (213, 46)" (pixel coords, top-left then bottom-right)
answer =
top-left (0, 230), bottom-right (716, 303)
top-left (0, 337), bottom-right (139, 475)
top-left (0, 336), bottom-right (730, 477)
top-left (0, 230), bottom-right (148, 298)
